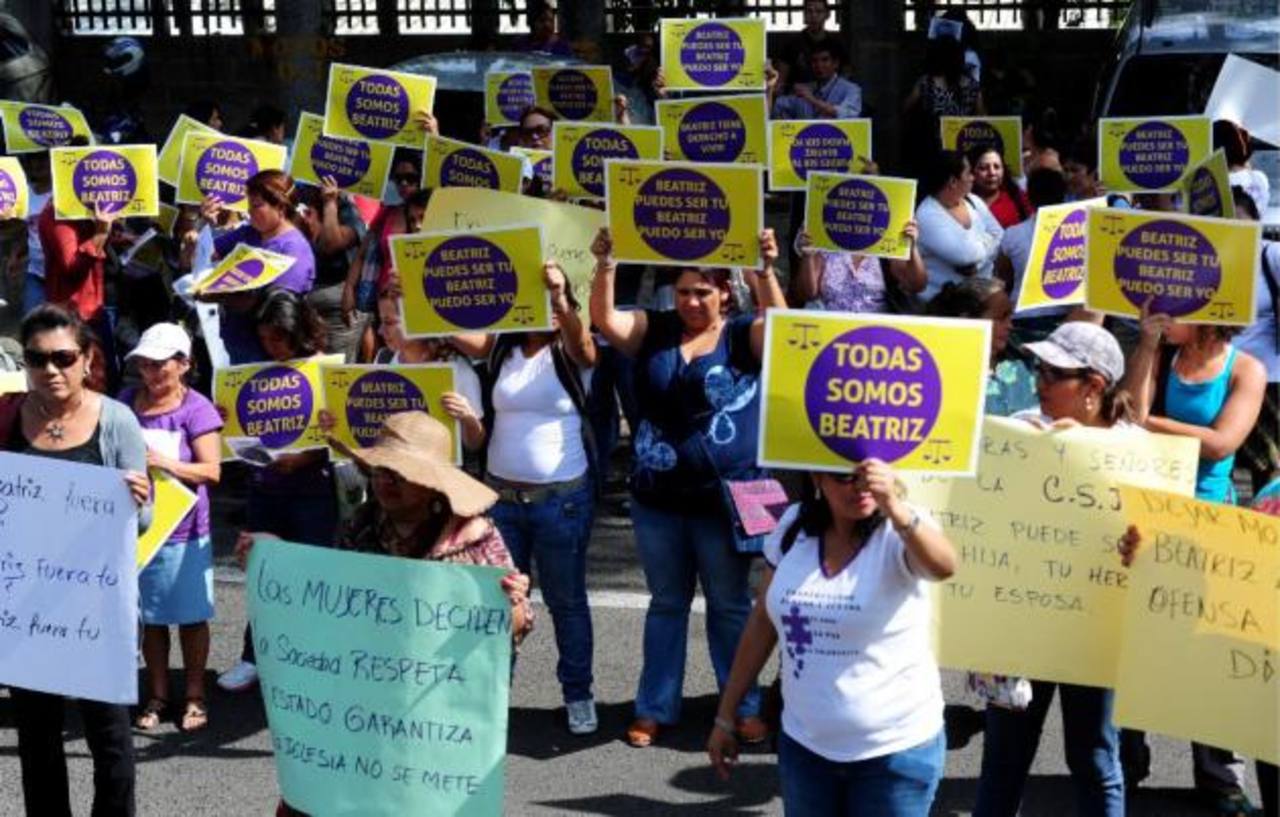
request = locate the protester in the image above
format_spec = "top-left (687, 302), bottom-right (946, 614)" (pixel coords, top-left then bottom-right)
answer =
top-left (767, 39), bottom-right (862, 120)
top-left (120, 322), bottom-right (222, 733)
top-left (1021, 105), bottom-right (1063, 175)
top-left (793, 220), bottom-right (926, 312)
top-left (244, 103), bottom-right (287, 144)
top-left (968, 144), bottom-right (1031, 228)
top-left (1061, 138), bottom-right (1102, 202)
top-left (902, 34), bottom-right (984, 169)
top-left (915, 149), bottom-right (1004, 299)
top-left (514, 0), bottom-right (573, 57)
top-left (1213, 119), bottom-right (1270, 217)
top-left (183, 98), bottom-right (224, 131)
top-left (348, 151), bottom-right (431, 310)
top-left (1232, 190), bottom-right (1280, 493)
top-left (707, 459), bottom-right (956, 816)
top-left (775, 0), bottom-right (841, 91)
top-left (0, 304), bottom-right (151, 817)
top-left (8, 151), bottom-right (51, 315)
top-left (296, 177), bottom-right (367, 362)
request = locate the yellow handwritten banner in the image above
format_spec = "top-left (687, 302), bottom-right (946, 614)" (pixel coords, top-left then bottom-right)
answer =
top-left (50, 145), bottom-right (159, 220)
top-left (213, 356), bottom-right (340, 461)
top-left (322, 363), bottom-right (460, 464)
top-left (392, 225), bottom-right (550, 337)
top-left (324, 63), bottom-right (437, 148)
top-left (1, 102), bottom-right (92, 153)
top-left (532, 66), bottom-right (614, 123)
top-left (137, 471), bottom-right (198, 570)
top-left (659, 17), bottom-right (766, 92)
top-left (0, 156), bottom-right (29, 219)
top-left (193, 244), bottom-right (297, 296)
top-left (157, 114), bottom-right (217, 187)
top-left (1085, 208), bottom-right (1260, 325)
top-left (552, 123), bottom-right (663, 200)
top-left (1099, 115), bottom-right (1211, 193)
top-left (1014, 197), bottom-right (1106, 313)
top-left (1114, 486), bottom-right (1279, 763)
top-left (1182, 149), bottom-right (1236, 219)
top-left (760, 310), bottom-right (990, 475)
top-left (423, 134), bottom-right (523, 194)
top-left (511, 146), bottom-right (552, 193)
top-left (176, 132), bottom-right (287, 212)
top-left (940, 117), bottom-right (1023, 175)
top-left (656, 94), bottom-right (766, 165)
top-left (606, 159), bottom-right (762, 269)
top-left (804, 172), bottom-right (917, 260)
top-left (485, 71), bottom-right (535, 128)
top-left (0, 371), bottom-right (27, 394)
top-left (902, 418), bottom-right (1198, 686)
top-left (288, 112), bottom-right (394, 200)
top-left (768, 119), bottom-right (873, 191)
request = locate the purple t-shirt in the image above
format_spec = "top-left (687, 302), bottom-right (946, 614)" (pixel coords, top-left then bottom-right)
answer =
top-left (215, 224), bottom-right (317, 363)
top-left (122, 387), bottom-right (224, 542)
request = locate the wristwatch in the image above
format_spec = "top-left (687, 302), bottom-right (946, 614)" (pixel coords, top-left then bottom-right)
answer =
top-left (894, 510), bottom-right (921, 535)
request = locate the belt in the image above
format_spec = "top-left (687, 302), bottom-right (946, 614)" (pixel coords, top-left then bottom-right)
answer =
top-left (487, 474), bottom-right (587, 505)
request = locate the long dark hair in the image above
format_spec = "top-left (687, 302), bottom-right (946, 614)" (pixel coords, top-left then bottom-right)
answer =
top-left (790, 476), bottom-right (888, 547)
top-left (920, 149), bottom-right (967, 199)
top-left (254, 290), bottom-right (326, 357)
top-left (20, 304), bottom-right (94, 351)
top-left (966, 144), bottom-right (1030, 220)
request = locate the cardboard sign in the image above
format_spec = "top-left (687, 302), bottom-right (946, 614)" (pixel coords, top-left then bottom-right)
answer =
top-left (656, 94), bottom-right (766, 164)
top-left (288, 112), bottom-right (395, 200)
top-left (176, 132), bottom-right (287, 212)
top-left (511, 146), bottom-right (552, 192)
top-left (485, 71), bottom-right (535, 127)
top-left (0, 155), bottom-right (29, 219)
top-left (659, 17), bottom-right (766, 91)
top-left (1182, 149), bottom-right (1236, 219)
top-left (192, 243), bottom-right (298, 296)
top-left (321, 363), bottom-right (461, 464)
top-left (551, 123), bottom-right (664, 200)
top-left (768, 119), bottom-right (873, 192)
top-left (1098, 116), bottom-right (1212, 193)
top-left (157, 114), bottom-right (218, 186)
top-left (136, 471), bottom-right (198, 570)
top-left (1, 102), bottom-right (93, 153)
top-left (1014, 197), bottom-right (1106, 313)
top-left (50, 145), bottom-right (159, 220)
top-left (804, 172), bottom-right (917, 260)
top-left (324, 63), bottom-right (437, 148)
top-left (940, 116), bottom-right (1023, 176)
top-left (214, 356), bottom-right (340, 461)
top-left (531, 66), bottom-right (614, 123)
top-left (422, 134), bottom-right (524, 194)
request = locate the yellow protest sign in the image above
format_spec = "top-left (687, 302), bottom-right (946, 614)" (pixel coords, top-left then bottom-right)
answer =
top-left (0, 371), bottom-right (26, 394)
top-left (511, 146), bottom-right (552, 193)
top-left (759, 310), bottom-right (990, 475)
top-left (1085, 208), bottom-right (1259, 325)
top-left (392, 225), bottom-right (550, 337)
top-left (532, 66), bottom-right (614, 123)
top-left (1099, 116), bottom-right (1212, 193)
top-left (50, 145), bottom-right (159, 220)
top-left (420, 186), bottom-right (604, 294)
top-left (552, 123), bottom-right (663, 200)
top-left (940, 117), bottom-right (1023, 176)
top-left (485, 71), bottom-right (535, 127)
top-left (323, 63), bottom-right (437, 148)
top-left (1014, 197), bottom-right (1106, 313)
top-left (422, 134), bottom-right (523, 194)
top-left (768, 119), bottom-right (873, 191)
top-left (157, 202), bottom-right (179, 237)
top-left (213, 356), bottom-right (340, 461)
top-left (659, 17), bottom-right (766, 92)
top-left (288, 112), bottom-right (394, 200)
top-left (804, 172), bottom-right (917, 260)
top-left (606, 159), bottom-right (763, 269)
top-left (1, 102), bottom-right (92, 153)
top-left (1182, 149), bottom-right (1236, 219)
top-left (1114, 486), bottom-right (1279, 763)
top-left (193, 244), bottom-right (297, 296)
top-left (157, 114), bottom-right (216, 187)
top-left (901, 418), bottom-right (1198, 686)
top-left (175, 132), bottom-right (287, 212)
top-left (136, 471), bottom-right (198, 571)
top-left (321, 363), bottom-right (461, 465)
top-left (0, 156), bottom-right (29, 219)
top-left (656, 94), bottom-right (766, 165)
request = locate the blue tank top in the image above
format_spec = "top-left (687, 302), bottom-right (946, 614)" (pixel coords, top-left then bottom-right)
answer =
top-left (1163, 345), bottom-right (1237, 502)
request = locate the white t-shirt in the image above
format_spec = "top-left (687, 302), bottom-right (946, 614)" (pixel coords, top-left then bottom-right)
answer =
top-left (388, 353), bottom-right (486, 421)
top-left (763, 504), bottom-right (944, 763)
top-left (487, 344), bottom-right (591, 484)
top-left (916, 195), bottom-right (1004, 300)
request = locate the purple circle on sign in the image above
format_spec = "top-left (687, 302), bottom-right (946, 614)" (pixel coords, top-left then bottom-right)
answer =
top-left (571, 128), bottom-right (638, 197)
top-left (548, 70), bottom-right (599, 121)
top-left (345, 74), bottom-right (410, 140)
top-left (0, 169), bottom-right (18, 210)
top-left (1187, 167), bottom-right (1222, 216)
top-left (1114, 219), bottom-right (1220, 317)
top-left (679, 22), bottom-right (746, 87)
top-left (18, 107), bottom-right (73, 147)
top-left (821, 179), bottom-right (890, 252)
top-left (678, 102), bottom-right (746, 162)
top-left (532, 156), bottom-right (553, 189)
top-left (309, 135), bottom-right (372, 189)
top-left (439, 148), bottom-right (500, 189)
top-left (1119, 121), bottom-right (1190, 189)
top-left (496, 74), bottom-right (535, 122)
top-left (803, 326), bottom-right (943, 463)
top-left (789, 123), bottom-right (854, 181)
top-left (235, 365), bottom-right (314, 449)
top-left (633, 167), bottom-right (730, 260)
top-left (233, 258), bottom-right (265, 284)
top-left (70, 149), bottom-right (138, 215)
top-left (1040, 209), bottom-right (1087, 299)
top-left (345, 370), bottom-right (427, 446)
top-left (195, 139), bottom-right (259, 204)
top-left (423, 236), bottom-right (518, 328)
top-left (956, 121), bottom-right (1003, 158)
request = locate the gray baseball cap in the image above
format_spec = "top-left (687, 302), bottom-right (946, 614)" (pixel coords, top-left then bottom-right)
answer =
top-left (1024, 322), bottom-right (1125, 386)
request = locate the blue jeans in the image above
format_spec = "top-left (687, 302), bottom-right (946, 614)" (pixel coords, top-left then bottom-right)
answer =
top-left (778, 729), bottom-right (944, 817)
top-left (488, 478), bottom-right (595, 703)
top-left (975, 681), bottom-right (1125, 817)
top-left (630, 500), bottom-right (759, 723)
top-left (22, 273), bottom-right (45, 316)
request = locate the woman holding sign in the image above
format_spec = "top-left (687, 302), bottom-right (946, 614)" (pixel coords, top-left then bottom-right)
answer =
top-left (794, 221), bottom-right (926, 313)
top-left (915, 150), bottom-right (1004, 300)
top-left (589, 226), bottom-right (786, 748)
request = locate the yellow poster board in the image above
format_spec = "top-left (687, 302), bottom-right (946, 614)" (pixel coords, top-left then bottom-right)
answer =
top-left (511, 146), bottom-right (552, 193)
top-left (175, 132), bottom-right (287, 212)
top-left (213, 356), bottom-right (341, 461)
top-left (157, 202), bottom-right (180, 237)
top-left (288, 112), bottom-right (394, 200)
top-left (192, 244), bottom-right (297, 296)
top-left (323, 63), bottom-right (437, 148)
top-left (1098, 116), bottom-right (1212, 193)
top-left (768, 119), bottom-right (873, 192)
top-left (136, 471), bottom-right (198, 571)
top-left (940, 116), bottom-right (1023, 176)
top-left (804, 172), bottom-right (917, 260)
top-left (0, 156), bottom-right (30, 220)
top-left (1014, 197), bottom-right (1106, 313)
top-left (760, 310), bottom-right (990, 475)
top-left (656, 94), bottom-right (766, 165)
top-left (659, 17), bottom-right (766, 92)
top-left (531, 66), bottom-right (614, 123)
top-left (0, 371), bottom-right (27, 394)
top-left (1114, 486), bottom-right (1279, 764)
top-left (1085, 208), bottom-right (1260, 325)
top-left (1, 102), bottom-right (93, 153)
top-left (392, 225), bottom-right (550, 337)
top-left (901, 418), bottom-right (1199, 686)
top-left (422, 134), bottom-right (524, 194)
top-left (321, 363), bottom-right (461, 464)
top-left (50, 145), bottom-right (159, 220)
top-left (157, 114), bottom-right (217, 187)
top-left (606, 159), bottom-right (763, 269)
top-left (484, 71), bottom-right (535, 128)
top-left (1182, 149), bottom-right (1236, 219)
top-left (552, 123), bottom-right (663, 200)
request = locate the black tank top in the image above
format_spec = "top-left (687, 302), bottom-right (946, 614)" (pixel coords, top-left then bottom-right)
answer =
top-left (7, 421), bottom-right (104, 466)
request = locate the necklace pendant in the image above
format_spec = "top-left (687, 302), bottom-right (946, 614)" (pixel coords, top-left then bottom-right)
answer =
top-left (47, 422), bottom-right (65, 441)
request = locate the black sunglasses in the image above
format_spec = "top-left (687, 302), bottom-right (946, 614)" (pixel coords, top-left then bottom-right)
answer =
top-left (522, 123), bottom-right (551, 137)
top-left (392, 173), bottom-right (419, 185)
top-left (1036, 362), bottom-right (1090, 384)
top-left (24, 348), bottom-right (82, 370)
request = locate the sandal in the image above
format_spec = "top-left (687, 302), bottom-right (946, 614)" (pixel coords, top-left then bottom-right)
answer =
top-left (625, 718), bottom-right (660, 748)
top-left (135, 698), bottom-right (167, 731)
top-left (181, 698), bottom-right (208, 732)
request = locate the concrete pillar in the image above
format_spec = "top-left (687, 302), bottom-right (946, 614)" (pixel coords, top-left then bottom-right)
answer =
top-left (271, 2), bottom-right (326, 123)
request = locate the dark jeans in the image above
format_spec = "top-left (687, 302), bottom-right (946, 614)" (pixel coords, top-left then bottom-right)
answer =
top-left (778, 730), bottom-right (945, 817)
top-left (11, 687), bottom-right (135, 817)
top-left (1260, 761), bottom-right (1277, 817)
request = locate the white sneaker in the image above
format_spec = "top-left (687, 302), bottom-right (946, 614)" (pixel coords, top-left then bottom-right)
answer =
top-left (566, 698), bottom-right (598, 735)
top-left (216, 660), bottom-right (259, 692)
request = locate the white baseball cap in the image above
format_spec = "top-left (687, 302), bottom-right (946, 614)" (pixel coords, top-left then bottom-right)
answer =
top-left (126, 322), bottom-right (191, 361)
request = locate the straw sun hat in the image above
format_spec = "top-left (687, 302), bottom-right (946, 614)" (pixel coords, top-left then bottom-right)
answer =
top-left (332, 411), bottom-right (497, 517)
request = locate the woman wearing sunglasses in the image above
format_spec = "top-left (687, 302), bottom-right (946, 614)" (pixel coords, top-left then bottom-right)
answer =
top-left (0, 304), bottom-right (151, 817)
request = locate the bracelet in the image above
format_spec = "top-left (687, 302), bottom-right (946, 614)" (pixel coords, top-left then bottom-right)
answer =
top-left (894, 511), bottom-right (921, 536)
top-left (713, 716), bottom-right (735, 735)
